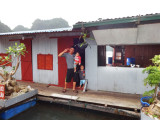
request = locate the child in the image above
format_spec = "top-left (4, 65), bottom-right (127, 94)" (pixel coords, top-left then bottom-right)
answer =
top-left (78, 65), bottom-right (85, 89)
top-left (74, 52), bottom-right (81, 72)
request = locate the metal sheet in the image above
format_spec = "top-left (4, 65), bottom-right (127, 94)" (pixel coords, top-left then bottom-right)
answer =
top-left (92, 28), bottom-right (137, 45)
top-left (32, 34), bottom-right (58, 85)
top-left (0, 27), bottom-right (72, 36)
top-left (85, 39), bottom-right (98, 90)
top-left (137, 23), bottom-right (160, 44)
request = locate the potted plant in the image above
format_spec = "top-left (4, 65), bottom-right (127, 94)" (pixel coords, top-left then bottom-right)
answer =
top-left (0, 43), bottom-right (28, 97)
top-left (76, 31), bottom-right (95, 49)
top-left (141, 55), bottom-right (160, 119)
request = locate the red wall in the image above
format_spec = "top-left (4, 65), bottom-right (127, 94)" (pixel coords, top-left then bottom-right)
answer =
top-left (58, 37), bottom-right (74, 88)
top-left (125, 45), bottom-right (160, 67)
top-left (20, 39), bottom-right (33, 81)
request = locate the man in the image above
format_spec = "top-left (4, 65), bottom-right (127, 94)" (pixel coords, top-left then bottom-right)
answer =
top-left (58, 47), bottom-right (78, 93)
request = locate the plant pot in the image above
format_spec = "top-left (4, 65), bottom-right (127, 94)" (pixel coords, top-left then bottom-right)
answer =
top-left (77, 42), bottom-right (88, 49)
top-left (141, 96), bottom-right (152, 107)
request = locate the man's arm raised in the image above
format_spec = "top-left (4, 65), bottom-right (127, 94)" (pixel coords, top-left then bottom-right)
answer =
top-left (58, 48), bottom-right (69, 57)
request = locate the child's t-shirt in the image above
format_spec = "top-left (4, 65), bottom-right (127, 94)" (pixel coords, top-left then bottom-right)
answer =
top-left (78, 70), bottom-right (85, 80)
top-left (74, 56), bottom-right (81, 65)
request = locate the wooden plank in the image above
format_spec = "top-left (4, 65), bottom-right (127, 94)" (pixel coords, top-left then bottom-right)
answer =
top-left (37, 95), bottom-right (140, 118)
top-left (21, 61), bottom-right (33, 81)
top-left (51, 93), bottom-right (78, 100)
top-left (45, 54), bottom-right (53, 70)
top-left (17, 81), bottom-right (141, 110)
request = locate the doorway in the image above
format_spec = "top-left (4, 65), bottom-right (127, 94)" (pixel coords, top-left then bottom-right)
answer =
top-left (20, 39), bottom-right (33, 81)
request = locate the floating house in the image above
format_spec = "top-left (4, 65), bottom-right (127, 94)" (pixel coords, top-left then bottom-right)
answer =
top-left (0, 13), bottom-right (160, 94)
top-left (0, 28), bottom-right (81, 88)
top-left (73, 13), bottom-right (160, 94)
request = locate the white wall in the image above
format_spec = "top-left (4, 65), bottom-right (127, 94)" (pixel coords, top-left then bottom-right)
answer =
top-left (93, 23), bottom-right (160, 45)
top-left (93, 28), bottom-right (137, 45)
top-left (32, 34), bottom-right (58, 84)
top-left (85, 39), bottom-right (98, 90)
top-left (137, 23), bottom-right (160, 44)
top-left (0, 38), bottom-right (21, 80)
top-left (97, 67), bottom-right (152, 94)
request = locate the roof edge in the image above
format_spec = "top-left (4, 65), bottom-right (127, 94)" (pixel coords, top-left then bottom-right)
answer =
top-left (73, 14), bottom-right (160, 28)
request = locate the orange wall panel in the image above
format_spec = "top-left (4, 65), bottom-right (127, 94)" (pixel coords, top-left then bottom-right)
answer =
top-left (37, 54), bottom-right (53, 70)
top-left (46, 54), bottom-right (53, 70)
top-left (37, 54), bottom-right (45, 69)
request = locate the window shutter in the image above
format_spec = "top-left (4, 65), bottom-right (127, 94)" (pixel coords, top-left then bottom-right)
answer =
top-left (37, 54), bottom-right (45, 69)
top-left (45, 54), bottom-right (53, 70)
top-left (98, 46), bottom-right (106, 66)
top-left (37, 54), bottom-right (53, 70)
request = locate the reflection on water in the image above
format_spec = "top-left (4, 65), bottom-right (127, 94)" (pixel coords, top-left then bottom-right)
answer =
top-left (11, 101), bottom-right (139, 120)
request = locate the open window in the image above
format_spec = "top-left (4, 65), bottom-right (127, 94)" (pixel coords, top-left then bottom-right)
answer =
top-left (98, 45), bottom-right (160, 68)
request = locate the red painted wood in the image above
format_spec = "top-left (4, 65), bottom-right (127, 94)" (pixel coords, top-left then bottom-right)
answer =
top-left (21, 40), bottom-right (32, 62)
top-left (0, 53), bottom-right (12, 66)
top-left (58, 37), bottom-right (74, 87)
top-left (20, 39), bottom-right (33, 81)
top-left (37, 54), bottom-right (53, 70)
top-left (21, 61), bottom-right (33, 81)
top-left (46, 54), bottom-right (53, 70)
top-left (37, 54), bottom-right (45, 69)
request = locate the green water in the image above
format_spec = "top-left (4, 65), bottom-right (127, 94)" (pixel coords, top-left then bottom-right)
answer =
top-left (10, 101), bottom-right (139, 120)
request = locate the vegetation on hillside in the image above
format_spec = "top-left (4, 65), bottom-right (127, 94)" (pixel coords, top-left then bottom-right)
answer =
top-left (31, 18), bottom-right (69, 30)
top-left (13, 25), bottom-right (29, 32)
top-left (0, 18), bottom-right (69, 33)
top-left (0, 21), bottom-right (12, 33)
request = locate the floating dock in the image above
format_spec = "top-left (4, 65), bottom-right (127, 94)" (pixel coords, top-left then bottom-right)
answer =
top-left (18, 81), bottom-right (141, 118)
top-left (0, 89), bottom-right (38, 120)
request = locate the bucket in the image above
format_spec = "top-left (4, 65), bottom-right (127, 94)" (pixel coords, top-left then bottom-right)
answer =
top-left (126, 58), bottom-right (135, 66)
top-left (108, 57), bottom-right (112, 64)
top-left (140, 96), bottom-right (152, 107)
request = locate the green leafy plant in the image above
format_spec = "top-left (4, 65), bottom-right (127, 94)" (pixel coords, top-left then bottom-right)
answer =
top-left (77, 31), bottom-right (94, 49)
top-left (0, 43), bottom-right (26, 95)
top-left (143, 55), bottom-right (160, 103)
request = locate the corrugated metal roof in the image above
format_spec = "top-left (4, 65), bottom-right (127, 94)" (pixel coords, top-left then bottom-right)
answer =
top-left (73, 13), bottom-right (160, 28)
top-left (0, 27), bottom-right (74, 36)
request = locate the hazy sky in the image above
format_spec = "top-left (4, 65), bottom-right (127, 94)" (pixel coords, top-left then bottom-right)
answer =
top-left (0, 0), bottom-right (160, 29)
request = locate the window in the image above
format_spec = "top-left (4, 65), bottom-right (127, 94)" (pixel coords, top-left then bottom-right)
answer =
top-left (116, 52), bottom-right (121, 60)
top-left (98, 45), bottom-right (160, 68)
top-left (0, 53), bottom-right (12, 66)
top-left (37, 54), bottom-right (53, 70)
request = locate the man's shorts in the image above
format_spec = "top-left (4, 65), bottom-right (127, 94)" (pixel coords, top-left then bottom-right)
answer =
top-left (66, 69), bottom-right (78, 82)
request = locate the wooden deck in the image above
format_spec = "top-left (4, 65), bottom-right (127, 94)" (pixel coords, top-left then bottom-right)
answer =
top-left (16, 81), bottom-right (142, 118)
top-left (18, 81), bottom-right (141, 109)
